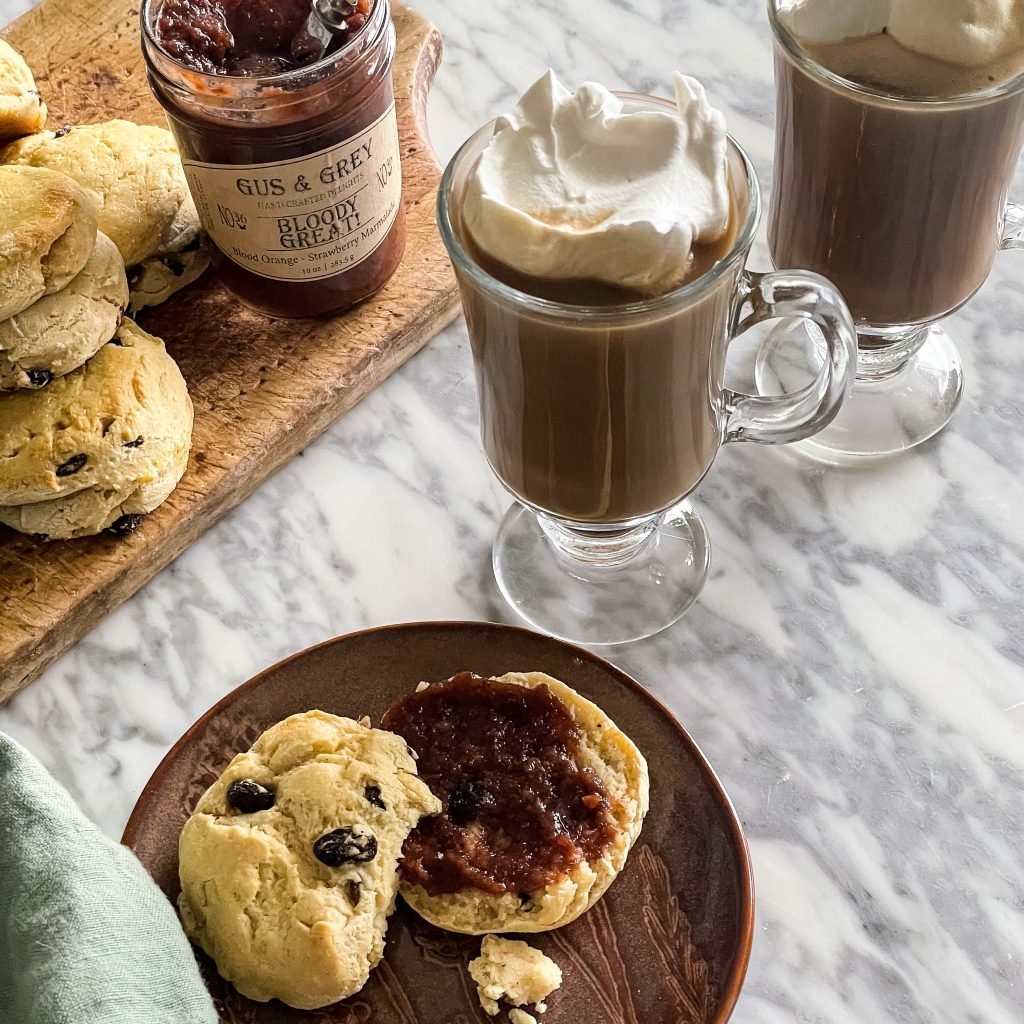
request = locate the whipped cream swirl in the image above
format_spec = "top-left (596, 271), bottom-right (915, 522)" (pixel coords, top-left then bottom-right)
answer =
top-left (779, 0), bottom-right (1024, 69)
top-left (462, 71), bottom-right (731, 297)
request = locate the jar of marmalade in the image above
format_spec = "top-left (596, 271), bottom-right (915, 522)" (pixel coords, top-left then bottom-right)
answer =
top-left (141, 0), bottom-right (405, 318)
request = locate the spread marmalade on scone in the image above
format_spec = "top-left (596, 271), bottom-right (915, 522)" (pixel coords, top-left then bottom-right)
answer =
top-left (382, 671), bottom-right (649, 934)
top-left (384, 672), bottom-right (619, 895)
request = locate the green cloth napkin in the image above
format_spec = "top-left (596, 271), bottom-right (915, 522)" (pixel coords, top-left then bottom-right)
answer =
top-left (0, 733), bottom-right (218, 1024)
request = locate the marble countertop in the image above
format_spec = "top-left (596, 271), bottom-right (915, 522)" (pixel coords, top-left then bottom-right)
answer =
top-left (2, 0), bottom-right (1023, 1021)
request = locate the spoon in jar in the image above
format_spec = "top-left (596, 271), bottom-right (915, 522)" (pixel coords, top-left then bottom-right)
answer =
top-left (291, 0), bottom-right (359, 64)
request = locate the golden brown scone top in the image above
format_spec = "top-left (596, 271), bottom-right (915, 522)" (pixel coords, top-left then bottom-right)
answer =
top-left (0, 164), bottom-right (98, 320)
top-left (0, 40), bottom-right (46, 143)
top-left (3, 120), bottom-right (193, 266)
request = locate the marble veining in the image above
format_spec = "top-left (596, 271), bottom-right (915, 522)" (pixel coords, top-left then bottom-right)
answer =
top-left (2, 0), bottom-right (1023, 1022)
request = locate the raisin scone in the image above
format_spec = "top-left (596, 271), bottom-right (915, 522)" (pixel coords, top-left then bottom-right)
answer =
top-left (0, 40), bottom-right (46, 143)
top-left (382, 672), bottom-right (649, 935)
top-left (0, 164), bottom-right (97, 320)
top-left (126, 205), bottom-right (211, 313)
top-left (0, 232), bottom-right (127, 391)
top-left (0, 318), bottom-right (192, 512)
top-left (177, 711), bottom-right (442, 1010)
top-left (2, 120), bottom-right (210, 309)
top-left (0, 441), bottom-right (188, 539)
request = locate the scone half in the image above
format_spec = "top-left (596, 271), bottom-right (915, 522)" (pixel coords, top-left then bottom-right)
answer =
top-left (0, 231), bottom-right (127, 391)
top-left (0, 441), bottom-right (189, 539)
top-left (0, 318), bottom-right (192, 508)
top-left (177, 711), bottom-right (441, 1010)
top-left (0, 164), bottom-right (97, 321)
top-left (382, 671), bottom-right (650, 934)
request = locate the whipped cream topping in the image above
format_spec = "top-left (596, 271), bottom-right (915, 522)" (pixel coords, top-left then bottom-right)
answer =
top-left (779, 0), bottom-right (1024, 69)
top-left (461, 71), bottom-right (730, 296)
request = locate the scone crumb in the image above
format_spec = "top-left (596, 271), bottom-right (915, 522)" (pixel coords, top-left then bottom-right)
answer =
top-left (358, 715), bottom-right (371, 727)
top-left (509, 1011), bottom-right (538, 1024)
top-left (415, 681), bottom-right (430, 692)
top-left (468, 935), bottom-right (562, 1017)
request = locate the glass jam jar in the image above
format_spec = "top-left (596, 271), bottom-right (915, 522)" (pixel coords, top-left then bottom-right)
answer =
top-left (141, 0), bottom-right (406, 318)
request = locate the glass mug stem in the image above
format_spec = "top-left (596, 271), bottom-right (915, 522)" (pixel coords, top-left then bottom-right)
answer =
top-left (538, 515), bottom-right (661, 569)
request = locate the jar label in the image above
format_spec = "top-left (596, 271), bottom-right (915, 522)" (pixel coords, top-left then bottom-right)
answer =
top-left (181, 104), bottom-right (402, 283)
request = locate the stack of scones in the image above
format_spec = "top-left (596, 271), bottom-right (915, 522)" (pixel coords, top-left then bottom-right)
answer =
top-left (0, 40), bottom-right (209, 540)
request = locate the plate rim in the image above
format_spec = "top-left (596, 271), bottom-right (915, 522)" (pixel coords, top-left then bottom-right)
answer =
top-left (122, 619), bottom-right (755, 1024)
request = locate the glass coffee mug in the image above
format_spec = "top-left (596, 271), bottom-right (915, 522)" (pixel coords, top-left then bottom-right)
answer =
top-left (760, 0), bottom-right (1024, 460)
top-left (439, 94), bottom-right (858, 645)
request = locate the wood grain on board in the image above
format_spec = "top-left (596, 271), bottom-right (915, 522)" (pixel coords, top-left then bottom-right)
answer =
top-left (0, 0), bottom-right (459, 702)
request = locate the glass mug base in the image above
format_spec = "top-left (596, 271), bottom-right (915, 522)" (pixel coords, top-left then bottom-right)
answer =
top-left (492, 501), bottom-right (711, 646)
top-left (755, 318), bottom-right (964, 462)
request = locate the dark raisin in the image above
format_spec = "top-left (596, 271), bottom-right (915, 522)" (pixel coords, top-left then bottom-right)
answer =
top-left (313, 826), bottom-right (377, 866)
top-left (105, 514), bottom-right (143, 537)
top-left (53, 125), bottom-right (73, 138)
top-left (25, 368), bottom-right (54, 389)
top-left (55, 454), bottom-right (87, 477)
top-left (159, 255), bottom-right (186, 276)
top-left (364, 784), bottom-right (386, 809)
top-left (518, 891), bottom-right (532, 905)
top-left (124, 436), bottom-right (144, 448)
top-left (345, 879), bottom-right (362, 905)
top-left (447, 779), bottom-right (495, 825)
top-left (227, 779), bottom-right (275, 813)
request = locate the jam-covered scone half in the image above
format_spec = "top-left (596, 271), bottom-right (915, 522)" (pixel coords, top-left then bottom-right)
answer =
top-left (382, 672), bottom-right (649, 934)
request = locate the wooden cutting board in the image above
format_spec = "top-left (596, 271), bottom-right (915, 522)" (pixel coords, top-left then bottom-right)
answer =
top-left (0, 0), bottom-right (459, 702)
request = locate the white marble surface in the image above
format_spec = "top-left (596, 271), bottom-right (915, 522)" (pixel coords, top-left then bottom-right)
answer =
top-left (2, 1), bottom-right (1024, 1021)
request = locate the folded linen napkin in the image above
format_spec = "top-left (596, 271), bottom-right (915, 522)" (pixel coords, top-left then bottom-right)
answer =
top-left (0, 733), bottom-right (217, 1024)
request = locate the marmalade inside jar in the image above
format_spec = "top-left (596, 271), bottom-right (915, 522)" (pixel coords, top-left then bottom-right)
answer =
top-left (155, 0), bottom-right (373, 75)
top-left (381, 673), bottom-right (619, 897)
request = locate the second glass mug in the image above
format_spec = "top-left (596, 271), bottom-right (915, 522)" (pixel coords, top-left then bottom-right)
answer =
top-left (439, 93), bottom-right (858, 645)
top-left (759, 0), bottom-right (1024, 461)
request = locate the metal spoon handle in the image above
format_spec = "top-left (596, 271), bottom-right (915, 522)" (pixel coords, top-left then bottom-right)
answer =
top-left (291, 0), bottom-right (357, 63)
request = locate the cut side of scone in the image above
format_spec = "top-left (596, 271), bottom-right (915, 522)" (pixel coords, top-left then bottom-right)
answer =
top-left (177, 710), bottom-right (441, 1009)
top-left (381, 672), bottom-right (650, 934)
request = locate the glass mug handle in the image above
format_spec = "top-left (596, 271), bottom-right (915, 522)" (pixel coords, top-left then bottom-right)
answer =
top-left (1000, 201), bottom-right (1024, 250)
top-left (723, 269), bottom-right (857, 444)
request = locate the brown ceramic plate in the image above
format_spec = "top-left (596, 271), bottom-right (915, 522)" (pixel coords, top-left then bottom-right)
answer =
top-left (123, 621), bottom-right (754, 1024)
